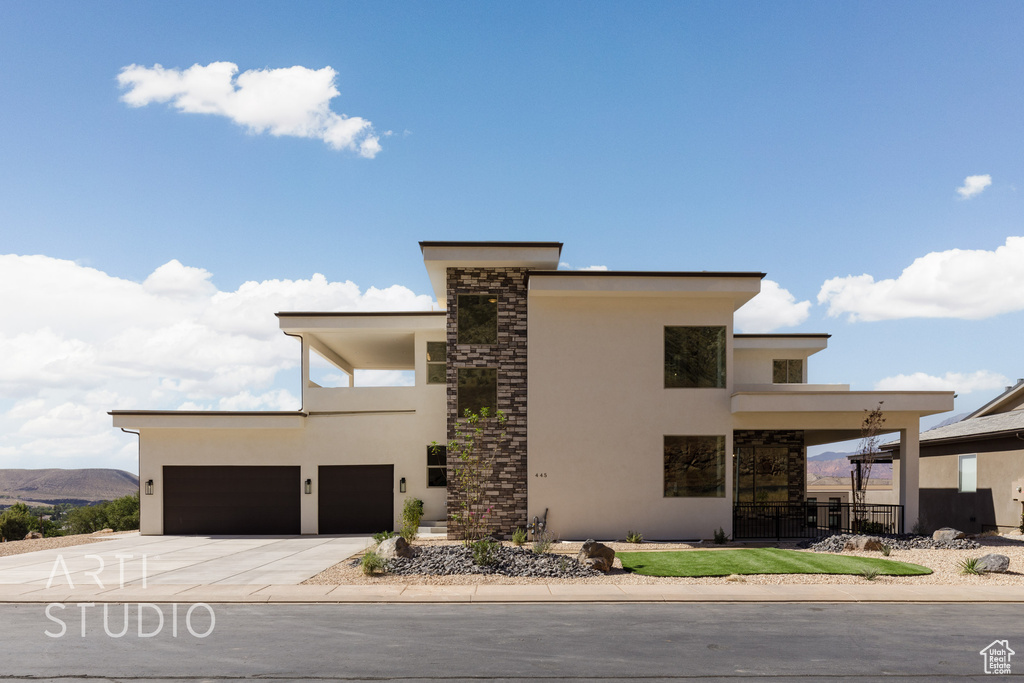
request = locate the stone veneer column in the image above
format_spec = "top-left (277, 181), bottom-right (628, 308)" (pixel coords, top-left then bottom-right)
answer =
top-left (732, 430), bottom-right (806, 504)
top-left (446, 267), bottom-right (528, 539)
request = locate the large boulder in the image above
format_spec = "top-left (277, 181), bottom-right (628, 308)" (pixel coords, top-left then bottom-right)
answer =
top-left (843, 535), bottom-right (885, 552)
top-left (377, 536), bottom-right (414, 560)
top-left (577, 539), bottom-right (615, 572)
top-left (976, 553), bottom-right (1010, 574)
top-left (23, 531), bottom-right (43, 540)
top-left (932, 527), bottom-right (965, 542)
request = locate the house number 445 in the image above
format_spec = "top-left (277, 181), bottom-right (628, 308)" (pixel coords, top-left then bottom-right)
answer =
top-left (534, 473), bottom-right (548, 477)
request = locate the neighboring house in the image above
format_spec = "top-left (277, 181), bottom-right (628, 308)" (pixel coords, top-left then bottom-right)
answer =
top-left (111, 241), bottom-right (953, 539)
top-left (883, 379), bottom-right (1024, 534)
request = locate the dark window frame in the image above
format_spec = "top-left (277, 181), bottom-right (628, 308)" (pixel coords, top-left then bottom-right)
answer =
top-left (663, 435), bottom-right (726, 498)
top-left (456, 294), bottom-right (499, 345)
top-left (426, 341), bottom-right (446, 385)
top-left (664, 326), bottom-right (727, 388)
top-left (456, 367), bottom-right (498, 417)
top-left (772, 359), bottom-right (803, 384)
top-left (427, 444), bottom-right (447, 488)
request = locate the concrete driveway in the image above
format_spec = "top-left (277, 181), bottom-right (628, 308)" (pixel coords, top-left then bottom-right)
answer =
top-left (0, 534), bottom-right (372, 587)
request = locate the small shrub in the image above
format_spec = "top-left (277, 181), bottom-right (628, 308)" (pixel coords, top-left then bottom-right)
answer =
top-left (713, 527), bottom-right (728, 544)
top-left (558, 557), bottom-right (569, 572)
top-left (471, 538), bottom-right (500, 566)
top-left (400, 498), bottom-right (424, 542)
top-left (626, 530), bottom-right (644, 544)
top-left (511, 527), bottom-right (528, 546)
top-left (958, 557), bottom-right (982, 575)
top-left (880, 544), bottom-right (891, 557)
top-left (859, 568), bottom-right (880, 581)
top-left (360, 550), bottom-right (388, 576)
top-left (0, 503), bottom-right (34, 541)
top-left (532, 530), bottom-right (555, 554)
top-left (372, 530), bottom-right (397, 544)
top-left (911, 517), bottom-right (928, 536)
top-left (1019, 512), bottom-right (1024, 535)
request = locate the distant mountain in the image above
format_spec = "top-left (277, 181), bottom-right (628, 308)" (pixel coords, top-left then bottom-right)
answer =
top-left (807, 450), bottom-right (855, 461)
top-left (806, 451), bottom-right (892, 480)
top-left (0, 469), bottom-right (139, 508)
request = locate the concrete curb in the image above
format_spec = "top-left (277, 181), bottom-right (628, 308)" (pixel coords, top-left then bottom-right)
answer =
top-left (2, 583), bottom-right (1023, 604)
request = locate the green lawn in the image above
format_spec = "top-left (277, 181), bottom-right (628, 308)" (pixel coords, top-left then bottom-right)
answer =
top-left (618, 548), bottom-right (932, 577)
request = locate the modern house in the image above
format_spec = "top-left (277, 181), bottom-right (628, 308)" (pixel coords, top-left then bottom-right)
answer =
top-left (883, 379), bottom-right (1024, 534)
top-left (111, 241), bottom-right (954, 539)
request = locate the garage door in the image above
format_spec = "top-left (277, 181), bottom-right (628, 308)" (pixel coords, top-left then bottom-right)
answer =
top-left (163, 465), bottom-right (300, 535)
top-left (319, 465), bottom-right (394, 534)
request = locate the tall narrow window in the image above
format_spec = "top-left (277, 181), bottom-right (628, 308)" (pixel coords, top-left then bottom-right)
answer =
top-left (734, 446), bottom-right (789, 502)
top-left (958, 454), bottom-right (977, 493)
top-left (426, 342), bottom-right (446, 384)
top-left (772, 359), bottom-right (803, 383)
top-left (665, 326), bottom-right (726, 388)
top-left (427, 445), bottom-right (447, 487)
top-left (457, 294), bottom-right (498, 344)
top-left (664, 435), bottom-right (726, 497)
top-left (457, 367), bottom-right (497, 416)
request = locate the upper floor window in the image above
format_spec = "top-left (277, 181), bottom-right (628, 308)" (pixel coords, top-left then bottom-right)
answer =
top-left (457, 294), bottom-right (498, 345)
top-left (772, 359), bottom-right (803, 384)
top-left (457, 367), bottom-right (497, 416)
top-left (958, 454), bottom-right (977, 493)
top-left (426, 342), bottom-right (446, 384)
top-left (664, 326), bottom-right (726, 388)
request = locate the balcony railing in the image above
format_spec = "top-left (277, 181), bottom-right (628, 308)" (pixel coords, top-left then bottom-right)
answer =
top-left (732, 502), bottom-right (903, 540)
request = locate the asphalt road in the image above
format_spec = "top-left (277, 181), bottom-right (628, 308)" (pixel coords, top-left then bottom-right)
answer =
top-left (0, 602), bottom-right (1020, 681)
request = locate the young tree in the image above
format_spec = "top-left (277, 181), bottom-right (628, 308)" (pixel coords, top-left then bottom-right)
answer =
top-left (853, 402), bottom-right (885, 529)
top-left (435, 407), bottom-right (508, 544)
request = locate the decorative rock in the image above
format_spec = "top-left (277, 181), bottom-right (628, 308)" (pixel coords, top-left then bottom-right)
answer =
top-left (377, 536), bottom-right (414, 560)
top-left (577, 539), bottom-right (616, 572)
top-left (975, 553), bottom-right (1010, 573)
top-left (932, 527), bottom-right (966, 542)
top-left (843, 535), bottom-right (885, 552)
top-left (23, 531), bottom-right (43, 540)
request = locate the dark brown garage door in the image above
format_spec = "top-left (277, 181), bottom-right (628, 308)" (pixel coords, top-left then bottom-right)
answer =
top-left (319, 465), bottom-right (394, 534)
top-left (163, 465), bottom-right (300, 535)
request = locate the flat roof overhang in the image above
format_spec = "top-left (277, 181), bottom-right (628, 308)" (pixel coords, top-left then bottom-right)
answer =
top-left (111, 411), bottom-right (306, 430)
top-left (527, 271), bottom-right (765, 310)
top-left (420, 242), bottom-right (563, 305)
top-left (733, 334), bottom-right (830, 352)
top-left (277, 312), bottom-right (445, 371)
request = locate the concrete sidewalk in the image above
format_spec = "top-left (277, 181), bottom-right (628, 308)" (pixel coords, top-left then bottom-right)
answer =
top-left (1, 581), bottom-right (1023, 603)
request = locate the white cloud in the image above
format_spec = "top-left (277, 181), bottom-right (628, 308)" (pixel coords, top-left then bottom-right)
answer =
top-left (557, 261), bottom-right (609, 271)
top-left (734, 280), bottom-right (811, 333)
top-left (577, 265), bottom-right (608, 271)
top-left (874, 370), bottom-right (1009, 395)
top-left (957, 174), bottom-right (992, 199)
top-left (0, 254), bottom-right (435, 470)
top-left (818, 237), bottom-right (1024, 322)
top-left (117, 62), bottom-right (382, 157)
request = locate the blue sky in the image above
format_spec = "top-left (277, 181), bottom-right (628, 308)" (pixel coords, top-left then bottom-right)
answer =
top-left (2, 1), bottom-right (1023, 471)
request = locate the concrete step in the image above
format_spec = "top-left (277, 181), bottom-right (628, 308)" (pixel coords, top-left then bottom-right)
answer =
top-left (417, 521), bottom-right (447, 536)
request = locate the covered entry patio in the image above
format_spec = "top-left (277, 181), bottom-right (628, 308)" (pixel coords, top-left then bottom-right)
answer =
top-left (730, 389), bottom-right (953, 539)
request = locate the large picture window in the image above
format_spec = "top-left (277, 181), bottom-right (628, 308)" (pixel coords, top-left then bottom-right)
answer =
top-left (426, 342), bottom-right (446, 384)
top-left (734, 446), bottom-right (789, 502)
top-left (427, 445), bottom-right (447, 488)
top-left (664, 435), bottom-right (726, 497)
top-left (665, 326), bottom-right (726, 388)
top-left (457, 294), bottom-right (498, 345)
top-left (457, 367), bottom-right (497, 416)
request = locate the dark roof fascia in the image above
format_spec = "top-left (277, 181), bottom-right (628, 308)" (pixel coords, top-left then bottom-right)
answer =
top-left (881, 427), bottom-right (1024, 452)
top-left (419, 241), bottom-right (564, 255)
top-left (527, 270), bottom-right (767, 283)
top-left (847, 452), bottom-right (893, 464)
top-left (109, 411), bottom-right (307, 417)
top-left (275, 311), bottom-right (446, 318)
top-left (734, 333), bottom-right (832, 339)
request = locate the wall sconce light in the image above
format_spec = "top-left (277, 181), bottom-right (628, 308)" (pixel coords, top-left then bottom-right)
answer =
top-left (305, 478), bottom-right (312, 494)
top-left (400, 477), bottom-right (407, 493)
top-left (145, 480), bottom-right (154, 495)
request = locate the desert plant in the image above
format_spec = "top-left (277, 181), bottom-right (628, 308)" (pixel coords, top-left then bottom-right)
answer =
top-left (1020, 512), bottom-right (1024, 535)
top-left (441, 408), bottom-right (508, 543)
top-left (958, 557), bottom-right (982, 575)
top-left (511, 526), bottom-right (528, 546)
top-left (626, 530), bottom-right (644, 544)
top-left (860, 568), bottom-right (880, 581)
top-left (911, 517), bottom-right (928, 536)
top-left (880, 544), bottom-right (891, 557)
top-left (372, 530), bottom-right (397, 544)
top-left (360, 550), bottom-right (388, 576)
top-left (0, 503), bottom-right (35, 541)
top-left (532, 529), bottom-right (555, 554)
top-left (471, 538), bottom-right (500, 566)
top-left (852, 403), bottom-right (885, 523)
top-left (713, 527), bottom-right (728, 544)
top-left (400, 497), bottom-right (424, 542)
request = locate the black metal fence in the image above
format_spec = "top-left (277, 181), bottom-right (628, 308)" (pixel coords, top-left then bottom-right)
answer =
top-left (733, 502), bottom-right (904, 540)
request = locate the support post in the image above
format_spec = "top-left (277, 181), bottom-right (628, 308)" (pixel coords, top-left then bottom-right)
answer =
top-left (898, 425), bottom-right (920, 532)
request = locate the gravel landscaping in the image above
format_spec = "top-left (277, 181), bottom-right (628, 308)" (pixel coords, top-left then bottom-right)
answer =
top-left (379, 544), bottom-right (601, 578)
top-left (303, 532), bottom-right (1024, 587)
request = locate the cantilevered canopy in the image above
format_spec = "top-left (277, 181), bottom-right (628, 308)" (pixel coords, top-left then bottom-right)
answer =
top-left (420, 241), bottom-right (563, 305)
top-left (276, 312), bottom-right (445, 371)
